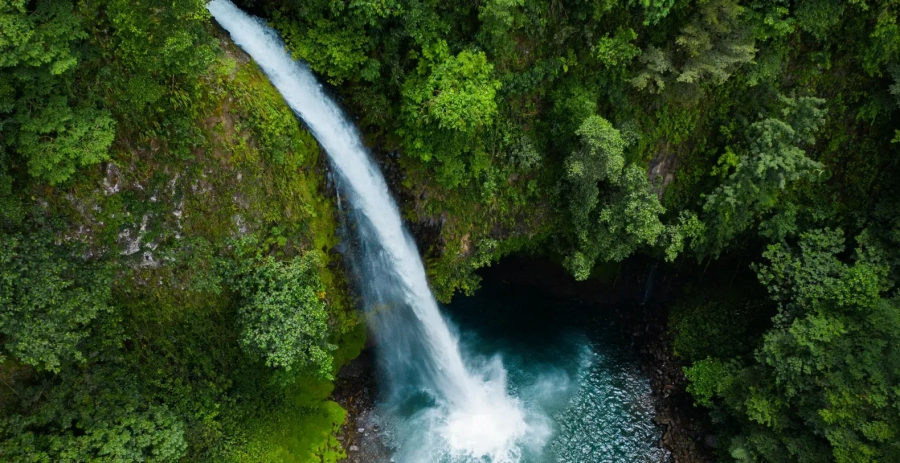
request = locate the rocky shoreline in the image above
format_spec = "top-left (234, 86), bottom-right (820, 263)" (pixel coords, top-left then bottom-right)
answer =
top-left (331, 349), bottom-right (393, 462)
top-left (619, 301), bottom-right (716, 463)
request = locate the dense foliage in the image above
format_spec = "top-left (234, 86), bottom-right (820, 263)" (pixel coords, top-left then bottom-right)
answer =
top-left (1, 0), bottom-right (359, 460)
top-left (2, 0), bottom-right (900, 460)
top-left (224, 236), bottom-right (334, 377)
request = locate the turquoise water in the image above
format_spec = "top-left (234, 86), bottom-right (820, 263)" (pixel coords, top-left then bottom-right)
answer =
top-left (371, 278), bottom-right (669, 463)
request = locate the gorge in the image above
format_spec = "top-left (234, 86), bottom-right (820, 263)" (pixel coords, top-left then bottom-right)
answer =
top-left (1, 0), bottom-right (898, 461)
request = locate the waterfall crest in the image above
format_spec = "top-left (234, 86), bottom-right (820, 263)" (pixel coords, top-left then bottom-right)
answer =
top-left (207, 1), bottom-right (543, 460)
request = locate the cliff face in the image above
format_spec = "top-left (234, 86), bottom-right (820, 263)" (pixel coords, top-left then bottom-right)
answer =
top-left (48, 33), bottom-right (340, 284)
top-left (2, 31), bottom-right (360, 462)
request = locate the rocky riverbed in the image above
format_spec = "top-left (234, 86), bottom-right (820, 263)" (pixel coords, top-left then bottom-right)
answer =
top-left (331, 349), bottom-right (393, 462)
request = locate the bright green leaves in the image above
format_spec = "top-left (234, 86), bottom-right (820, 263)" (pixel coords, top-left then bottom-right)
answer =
top-left (702, 96), bottom-right (826, 254)
top-left (756, 228), bottom-right (887, 315)
top-left (0, 232), bottom-right (112, 372)
top-left (0, 0), bottom-right (83, 72)
top-left (281, 18), bottom-right (378, 85)
top-left (1, 0), bottom-right (211, 185)
top-left (17, 103), bottom-right (115, 185)
top-left (403, 48), bottom-right (501, 134)
top-left (223, 63), bottom-right (309, 166)
top-left (99, 0), bottom-right (215, 114)
top-left (102, 0), bottom-right (215, 81)
top-left (589, 165), bottom-right (666, 259)
top-left (45, 404), bottom-right (188, 462)
top-left (860, 0), bottom-right (900, 76)
top-left (684, 358), bottom-right (727, 407)
top-left (224, 240), bottom-right (334, 378)
top-left (662, 211), bottom-right (705, 262)
top-left (742, 0), bottom-right (794, 42)
top-left (561, 115), bottom-right (701, 275)
top-left (274, 0), bottom-right (389, 85)
top-left (399, 47), bottom-right (501, 187)
top-left (566, 115), bottom-right (627, 226)
top-left (563, 116), bottom-right (665, 280)
top-left (0, 0), bottom-right (111, 185)
top-left (1, 365), bottom-right (188, 462)
top-left (595, 28), bottom-right (641, 68)
top-left (426, 50), bottom-right (501, 133)
top-left (751, 229), bottom-right (900, 461)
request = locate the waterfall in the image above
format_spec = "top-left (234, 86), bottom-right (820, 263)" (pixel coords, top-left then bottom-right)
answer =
top-left (207, 1), bottom-right (542, 460)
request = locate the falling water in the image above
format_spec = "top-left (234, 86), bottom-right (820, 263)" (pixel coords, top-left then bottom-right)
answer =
top-left (207, 1), bottom-right (541, 460)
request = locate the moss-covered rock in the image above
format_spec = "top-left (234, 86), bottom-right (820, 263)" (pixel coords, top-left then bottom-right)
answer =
top-left (4, 30), bottom-right (362, 462)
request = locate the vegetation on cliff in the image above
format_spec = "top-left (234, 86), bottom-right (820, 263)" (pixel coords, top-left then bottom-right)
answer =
top-left (1, 0), bottom-right (360, 460)
top-left (2, 0), bottom-right (900, 461)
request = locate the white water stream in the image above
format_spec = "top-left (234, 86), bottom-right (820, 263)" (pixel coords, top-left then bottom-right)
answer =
top-left (207, 1), bottom-right (544, 460)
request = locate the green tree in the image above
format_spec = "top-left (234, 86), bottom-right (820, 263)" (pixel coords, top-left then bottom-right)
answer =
top-left (399, 45), bottom-right (502, 187)
top-left (565, 115), bottom-right (627, 229)
top-left (88, 0), bottom-right (216, 158)
top-left (477, 0), bottom-right (524, 55)
top-left (0, 231), bottom-right (112, 372)
top-left (632, 0), bottom-right (756, 93)
top-left (565, 116), bottom-right (665, 280)
top-left (1, 363), bottom-right (187, 462)
top-left (0, 0), bottom-right (114, 184)
top-left (595, 28), bottom-right (641, 68)
top-left (686, 229), bottom-right (900, 462)
top-left (563, 116), bottom-right (666, 279)
top-left (225, 240), bottom-right (334, 378)
top-left (16, 103), bottom-right (115, 184)
top-left (0, 0), bottom-right (80, 72)
top-left (702, 96), bottom-right (826, 254)
top-left (273, 0), bottom-right (388, 84)
top-left (629, 0), bottom-right (677, 26)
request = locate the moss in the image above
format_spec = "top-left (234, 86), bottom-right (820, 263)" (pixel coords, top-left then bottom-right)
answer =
top-left (223, 377), bottom-right (347, 463)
